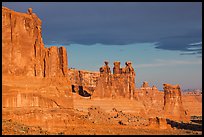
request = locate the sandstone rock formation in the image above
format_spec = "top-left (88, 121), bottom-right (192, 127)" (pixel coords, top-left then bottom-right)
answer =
top-left (163, 83), bottom-right (190, 122)
top-left (92, 61), bottom-right (136, 99)
top-left (68, 60), bottom-right (138, 100)
top-left (2, 7), bottom-right (72, 110)
top-left (134, 82), bottom-right (163, 117)
top-left (68, 69), bottom-right (100, 96)
top-left (100, 61), bottom-right (111, 74)
top-left (152, 85), bottom-right (158, 90)
top-left (94, 61), bottom-right (113, 98)
top-left (139, 82), bottom-right (158, 99)
top-left (113, 61), bottom-right (121, 74)
top-left (2, 7), bottom-right (68, 77)
top-left (141, 81), bottom-right (151, 90)
top-left (182, 94), bottom-right (202, 116)
top-left (148, 117), bottom-right (171, 129)
top-left (113, 61), bottom-right (136, 99)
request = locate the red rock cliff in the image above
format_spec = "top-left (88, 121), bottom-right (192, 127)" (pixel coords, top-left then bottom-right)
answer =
top-left (2, 7), bottom-right (68, 77)
top-left (2, 7), bottom-right (73, 110)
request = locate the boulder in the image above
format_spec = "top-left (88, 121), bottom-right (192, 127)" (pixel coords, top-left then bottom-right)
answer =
top-left (148, 117), bottom-right (171, 129)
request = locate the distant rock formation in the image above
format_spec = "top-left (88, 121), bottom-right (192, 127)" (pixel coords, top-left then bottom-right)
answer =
top-left (163, 83), bottom-right (190, 122)
top-left (93, 61), bottom-right (113, 98)
top-left (113, 61), bottom-right (135, 99)
top-left (113, 61), bottom-right (121, 74)
top-left (68, 69), bottom-right (100, 96)
top-left (152, 85), bottom-right (158, 90)
top-left (100, 61), bottom-right (111, 75)
top-left (135, 82), bottom-right (163, 117)
top-left (92, 61), bottom-right (136, 99)
top-left (69, 61), bottom-right (136, 99)
top-left (139, 82), bottom-right (159, 96)
top-left (2, 7), bottom-right (68, 77)
top-left (141, 81), bottom-right (150, 89)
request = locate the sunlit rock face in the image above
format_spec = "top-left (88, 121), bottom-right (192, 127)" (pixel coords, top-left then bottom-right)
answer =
top-left (2, 7), bottom-right (73, 110)
top-left (92, 61), bottom-right (136, 99)
top-left (2, 92), bottom-right (58, 108)
top-left (67, 61), bottom-right (136, 99)
top-left (163, 83), bottom-right (190, 122)
top-left (2, 7), bottom-right (68, 77)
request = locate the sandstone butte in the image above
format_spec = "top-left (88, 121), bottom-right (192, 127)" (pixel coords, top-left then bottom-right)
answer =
top-left (2, 7), bottom-right (202, 135)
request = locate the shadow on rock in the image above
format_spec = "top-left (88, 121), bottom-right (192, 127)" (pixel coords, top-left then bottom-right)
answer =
top-left (166, 119), bottom-right (202, 131)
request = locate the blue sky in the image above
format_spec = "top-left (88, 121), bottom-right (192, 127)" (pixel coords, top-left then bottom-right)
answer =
top-left (63, 43), bottom-right (202, 90)
top-left (2, 2), bottom-right (202, 90)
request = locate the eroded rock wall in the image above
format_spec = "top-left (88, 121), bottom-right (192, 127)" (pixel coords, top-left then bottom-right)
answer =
top-left (2, 7), bottom-right (68, 77)
top-left (68, 69), bottom-right (100, 94)
top-left (2, 7), bottom-right (72, 110)
top-left (134, 82), bottom-right (164, 118)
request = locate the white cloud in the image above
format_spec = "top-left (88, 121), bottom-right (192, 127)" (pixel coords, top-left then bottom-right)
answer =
top-left (187, 47), bottom-right (202, 50)
top-left (188, 42), bottom-right (202, 46)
